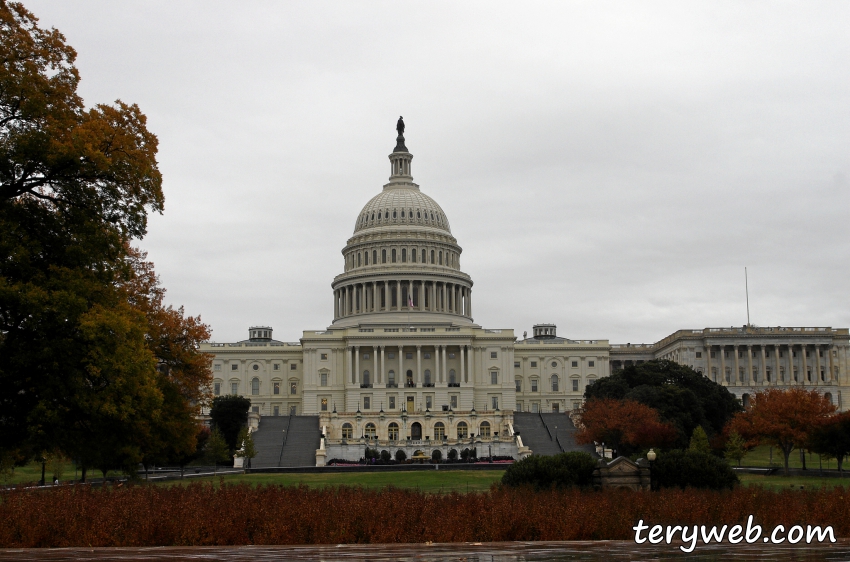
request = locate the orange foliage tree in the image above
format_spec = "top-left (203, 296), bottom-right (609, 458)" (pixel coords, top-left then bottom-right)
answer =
top-left (575, 398), bottom-right (678, 456)
top-left (726, 388), bottom-right (836, 475)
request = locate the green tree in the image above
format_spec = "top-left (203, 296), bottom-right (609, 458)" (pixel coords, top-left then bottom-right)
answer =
top-left (724, 430), bottom-right (747, 467)
top-left (688, 426), bottom-right (711, 454)
top-left (652, 450), bottom-right (738, 490)
top-left (235, 427), bottom-right (257, 468)
top-left (205, 428), bottom-right (230, 475)
top-left (586, 360), bottom-right (741, 449)
top-left (209, 396), bottom-right (251, 453)
top-left (808, 411), bottom-right (850, 473)
top-left (501, 452), bottom-right (597, 490)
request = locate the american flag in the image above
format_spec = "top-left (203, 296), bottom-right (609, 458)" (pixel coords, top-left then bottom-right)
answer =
top-left (408, 294), bottom-right (414, 308)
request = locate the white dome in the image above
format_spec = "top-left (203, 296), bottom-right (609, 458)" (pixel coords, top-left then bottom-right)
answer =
top-left (354, 187), bottom-right (451, 234)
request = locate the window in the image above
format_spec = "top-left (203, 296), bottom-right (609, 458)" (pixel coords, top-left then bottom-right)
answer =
top-left (342, 423), bottom-right (353, 439)
top-left (514, 362), bottom-right (520, 368)
top-left (457, 421), bottom-right (468, 439)
top-left (479, 421), bottom-right (491, 437)
top-left (430, 249), bottom-right (435, 263)
top-left (388, 370), bottom-right (396, 386)
top-left (551, 375), bottom-right (559, 392)
top-left (491, 396), bottom-right (499, 410)
top-left (491, 371), bottom-right (498, 385)
top-left (363, 396), bottom-right (371, 410)
top-left (571, 361), bottom-right (578, 368)
top-left (214, 382), bottom-right (221, 395)
top-left (531, 402), bottom-right (539, 413)
top-left (320, 353), bottom-right (328, 360)
top-left (531, 379), bottom-right (538, 392)
top-left (273, 364), bottom-right (280, 371)
top-left (515, 378), bottom-right (522, 392)
top-left (572, 379), bottom-right (579, 392)
top-left (450, 395), bottom-right (458, 409)
top-left (530, 361), bottom-right (537, 368)
top-left (424, 370), bottom-right (431, 385)
top-left (290, 363), bottom-right (297, 370)
top-left (364, 422), bottom-right (376, 437)
top-left (320, 373), bottom-right (327, 387)
top-left (421, 249), bottom-right (425, 262)
top-left (214, 364), bottom-right (221, 372)
top-left (401, 249), bottom-right (407, 262)
top-left (362, 370), bottom-right (370, 385)
top-left (389, 396), bottom-right (396, 409)
top-left (391, 249), bottom-right (396, 263)
top-left (424, 353), bottom-right (431, 359)
top-left (588, 361), bottom-right (595, 367)
top-left (710, 351), bottom-right (716, 358)
top-left (551, 361), bottom-right (557, 368)
top-left (273, 405), bottom-right (279, 416)
top-left (388, 352), bottom-right (395, 359)
top-left (439, 251), bottom-right (443, 265)
top-left (364, 353), bottom-right (370, 359)
top-left (364, 252), bottom-right (369, 265)
top-left (434, 422), bottom-right (445, 440)
top-left (273, 381), bottom-right (280, 395)
top-left (412, 248), bottom-right (416, 262)
top-left (231, 364), bottom-right (238, 371)
top-left (490, 351), bottom-right (498, 359)
top-left (290, 382), bottom-right (297, 395)
top-left (252, 406), bottom-right (259, 414)
top-left (426, 396), bottom-right (433, 410)
top-left (449, 353), bottom-right (456, 359)
top-left (373, 250), bottom-right (377, 264)
top-left (388, 422), bottom-right (399, 440)
top-left (252, 364), bottom-right (259, 371)
top-left (696, 352), bottom-right (702, 358)
top-left (231, 382), bottom-right (238, 394)
top-left (406, 352), bottom-right (413, 359)
top-left (382, 249), bottom-right (387, 263)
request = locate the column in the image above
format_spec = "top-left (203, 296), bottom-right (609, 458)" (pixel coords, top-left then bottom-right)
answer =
top-left (380, 346), bottom-right (385, 386)
top-left (774, 344), bottom-right (781, 385)
top-left (746, 344), bottom-right (753, 385)
top-left (333, 290), bottom-right (338, 319)
top-left (431, 282), bottom-right (436, 311)
top-left (733, 345), bottom-right (740, 385)
top-left (355, 346), bottom-right (360, 385)
top-left (442, 344), bottom-right (448, 383)
top-left (383, 281), bottom-right (388, 311)
top-left (719, 345), bottom-right (726, 384)
top-left (705, 344), bottom-right (712, 381)
top-left (789, 345), bottom-right (796, 384)
top-left (468, 289), bottom-right (472, 318)
top-left (816, 345), bottom-right (822, 385)
top-left (442, 283), bottom-right (447, 312)
top-left (435, 345), bottom-right (441, 383)
top-left (416, 346), bottom-right (422, 385)
top-left (398, 345), bottom-right (403, 386)
top-left (419, 281), bottom-right (424, 311)
top-left (460, 345), bottom-right (466, 385)
top-left (760, 346), bottom-right (766, 385)
top-left (829, 344), bottom-right (835, 383)
top-left (802, 345), bottom-right (808, 383)
top-left (347, 346), bottom-right (353, 385)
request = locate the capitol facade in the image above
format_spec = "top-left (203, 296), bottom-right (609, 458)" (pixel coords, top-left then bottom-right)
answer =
top-left (200, 120), bottom-right (850, 464)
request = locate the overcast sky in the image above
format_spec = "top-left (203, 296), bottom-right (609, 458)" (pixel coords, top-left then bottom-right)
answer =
top-left (26, 1), bottom-right (850, 344)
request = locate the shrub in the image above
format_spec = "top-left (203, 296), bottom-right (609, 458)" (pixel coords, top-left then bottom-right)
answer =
top-left (652, 450), bottom-right (738, 490)
top-left (448, 449), bottom-right (458, 460)
top-left (394, 449), bottom-right (407, 462)
top-left (431, 450), bottom-right (442, 462)
top-left (380, 450), bottom-right (391, 462)
top-left (501, 452), bottom-right (596, 490)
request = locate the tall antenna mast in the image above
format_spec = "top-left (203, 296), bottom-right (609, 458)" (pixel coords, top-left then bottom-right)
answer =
top-left (745, 267), bottom-right (750, 326)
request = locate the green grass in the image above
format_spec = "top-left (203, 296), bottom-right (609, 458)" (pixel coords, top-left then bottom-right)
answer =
top-left (738, 473), bottom-right (850, 491)
top-left (736, 444), bottom-right (843, 470)
top-left (2, 460), bottom-right (125, 486)
top-left (156, 469), bottom-right (506, 493)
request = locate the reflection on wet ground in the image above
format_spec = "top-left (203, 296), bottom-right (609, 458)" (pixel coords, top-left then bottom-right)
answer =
top-left (2, 541), bottom-right (850, 562)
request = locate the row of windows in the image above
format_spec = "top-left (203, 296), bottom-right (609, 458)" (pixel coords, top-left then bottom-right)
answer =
top-left (214, 363), bottom-right (297, 372)
top-left (341, 420), bottom-right (490, 440)
top-left (213, 379), bottom-right (298, 396)
top-left (346, 247), bottom-right (457, 269)
top-left (515, 375), bottom-right (596, 393)
top-left (690, 348), bottom-right (832, 360)
top-left (515, 360), bottom-right (596, 368)
top-left (708, 366), bottom-right (837, 384)
top-left (358, 208), bottom-right (445, 227)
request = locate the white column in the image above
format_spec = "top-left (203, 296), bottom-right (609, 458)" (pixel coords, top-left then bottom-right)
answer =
top-left (733, 345), bottom-right (740, 385)
top-left (774, 344), bottom-right (781, 385)
top-left (760, 346), bottom-right (767, 385)
top-left (380, 346), bottom-right (385, 386)
top-left (829, 344), bottom-right (835, 383)
top-left (802, 345), bottom-right (808, 383)
top-left (355, 346), bottom-right (361, 385)
top-left (419, 281), bottom-right (424, 311)
top-left (816, 345), bottom-right (822, 384)
top-left (435, 345), bottom-right (440, 383)
top-left (442, 344), bottom-right (448, 383)
top-left (395, 280), bottom-right (400, 310)
top-left (347, 346), bottom-right (353, 385)
top-left (398, 344), bottom-right (403, 385)
top-left (746, 344), bottom-right (753, 385)
top-left (417, 345), bottom-right (422, 384)
top-left (460, 345), bottom-right (465, 385)
top-left (468, 288), bottom-right (472, 318)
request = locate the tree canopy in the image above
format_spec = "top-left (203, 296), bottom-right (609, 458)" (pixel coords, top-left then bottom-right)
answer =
top-left (575, 398), bottom-right (677, 456)
top-left (585, 360), bottom-right (741, 448)
top-left (210, 396), bottom-right (251, 453)
top-left (808, 411), bottom-right (850, 473)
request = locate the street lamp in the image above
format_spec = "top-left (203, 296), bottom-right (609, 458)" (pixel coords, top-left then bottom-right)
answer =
top-left (647, 449), bottom-right (657, 491)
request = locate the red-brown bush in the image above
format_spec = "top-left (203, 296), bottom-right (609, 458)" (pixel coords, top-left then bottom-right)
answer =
top-left (1, 483), bottom-right (849, 547)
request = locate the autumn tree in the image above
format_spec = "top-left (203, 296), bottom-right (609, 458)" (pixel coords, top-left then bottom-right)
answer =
top-left (726, 388), bottom-right (836, 476)
top-left (807, 411), bottom-right (850, 474)
top-left (575, 398), bottom-right (678, 456)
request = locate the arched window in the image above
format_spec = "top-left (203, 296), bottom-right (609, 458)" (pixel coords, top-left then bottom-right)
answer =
top-left (388, 370), bottom-right (396, 386)
top-left (385, 211), bottom-right (389, 219)
top-left (411, 248), bottom-right (416, 262)
top-left (479, 421), bottom-right (491, 437)
top-left (742, 393), bottom-right (750, 408)
top-left (392, 210), bottom-right (397, 218)
top-left (439, 251), bottom-right (443, 265)
top-left (434, 422), bottom-right (446, 440)
top-left (251, 377), bottom-right (259, 395)
top-left (449, 369), bottom-right (456, 385)
top-left (373, 250), bottom-right (377, 264)
top-left (421, 249), bottom-right (426, 262)
top-left (391, 249), bottom-right (396, 263)
top-left (364, 423), bottom-right (377, 438)
top-left (401, 248), bottom-right (407, 262)
top-left (457, 421), bottom-right (468, 439)
top-left (364, 252), bottom-right (369, 265)
top-left (382, 249), bottom-right (387, 263)
top-left (431, 250), bottom-right (435, 263)
top-left (357, 253), bottom-right (361, 267)
top-left (408, 369), bottom-right (415, 386)
top-left (388, 422), bottom-right (399, 440)
top-left (342, 423), bottom-right (353, 439)
top-left (417, 211), bottom-right (421, 218)
top-left (424, 369), bottom-right (431, 386)
top-left (401, 210), bottom-right (405, 218)
top-left (371, 213), bottom-right (375, 220)
top-left (362, 370), bottom-right (370, 386)
top-left (551, 375), bottom-right (559, 392)
top-left (825, 392), bottom-right (833, 404)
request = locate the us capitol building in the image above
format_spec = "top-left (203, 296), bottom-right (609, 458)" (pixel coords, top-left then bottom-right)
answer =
top-left (200, 119), bottom-right (850, 464)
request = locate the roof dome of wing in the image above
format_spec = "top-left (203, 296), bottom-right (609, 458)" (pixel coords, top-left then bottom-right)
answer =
top-left (354, 187), bottom-right (451, 234)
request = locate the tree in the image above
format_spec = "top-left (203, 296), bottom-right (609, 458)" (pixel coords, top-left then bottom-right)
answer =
top-left (586, 360), bottom-right (741, 449)
top-left (235, 427), bottom-right (257, 468)
top-left (652, 450), bottom-right (738, 490)
top-left (501, 452), bottom-right (597, 490)
top-left (726, 388), bottom-right (836, 476)
top-left (209, 396), bottom-right (251, 453)
top-left (575, 398), bottom-right (678, 456)
top-left (808, 411), bottom-right (850, 474)
top-left (395, 449), bottom-right (407, 462)
top-left (204, 428), bottom-right (230, 475)
top-left (688, 426), bottom-right (711, 454)
top-left (724, 430), bottom-right (747, 467)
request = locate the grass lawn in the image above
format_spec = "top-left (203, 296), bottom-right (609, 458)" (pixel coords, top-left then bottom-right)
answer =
top-left (738, 473), bottom-right (850, 491)
top-left (3, 460), bottom-right (125, 486)
top-left (737, 444), bottom-right (843, 470)
top-left (156, 469), bottom-right (506, 493)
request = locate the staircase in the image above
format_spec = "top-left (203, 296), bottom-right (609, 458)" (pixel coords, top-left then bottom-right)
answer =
top-left (513, 412), bottom-right (596, 457)
top-left (250, 416), bottom-right (290, 467)
top-left (279, 415), bottom-right (321, 467)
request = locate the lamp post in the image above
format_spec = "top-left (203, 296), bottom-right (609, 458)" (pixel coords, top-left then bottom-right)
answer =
top-left (647, 449), bottom-right (657, 491)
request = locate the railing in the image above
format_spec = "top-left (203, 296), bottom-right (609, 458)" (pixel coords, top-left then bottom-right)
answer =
top-left (406, 382), bottom-right (417, 388)
top-left (386, 383), bottom-right (398, 388)
top-left (360, 383), bottom-right (373, 388)
top-left (448, 382), bottom-right (460, 387)
top-left (277, 414), bottom-right (293, 466)
top-left (423, 383), bottom-right (435, 388)
top-left (539, 412), bottom-right (552, 440)
top-left (555, 434), bottom-right (564, 453)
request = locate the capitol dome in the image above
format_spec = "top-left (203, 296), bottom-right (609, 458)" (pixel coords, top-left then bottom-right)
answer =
top-left (330, 119), bottom-right (474, 328)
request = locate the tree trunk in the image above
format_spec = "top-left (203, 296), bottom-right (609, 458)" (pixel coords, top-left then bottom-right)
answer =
top-left (782, 445), bottom-right (792, 477)
top-left (80, 466), bottom-right (87, 483)
top-left (801, 449), bottom-right (807, 470)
